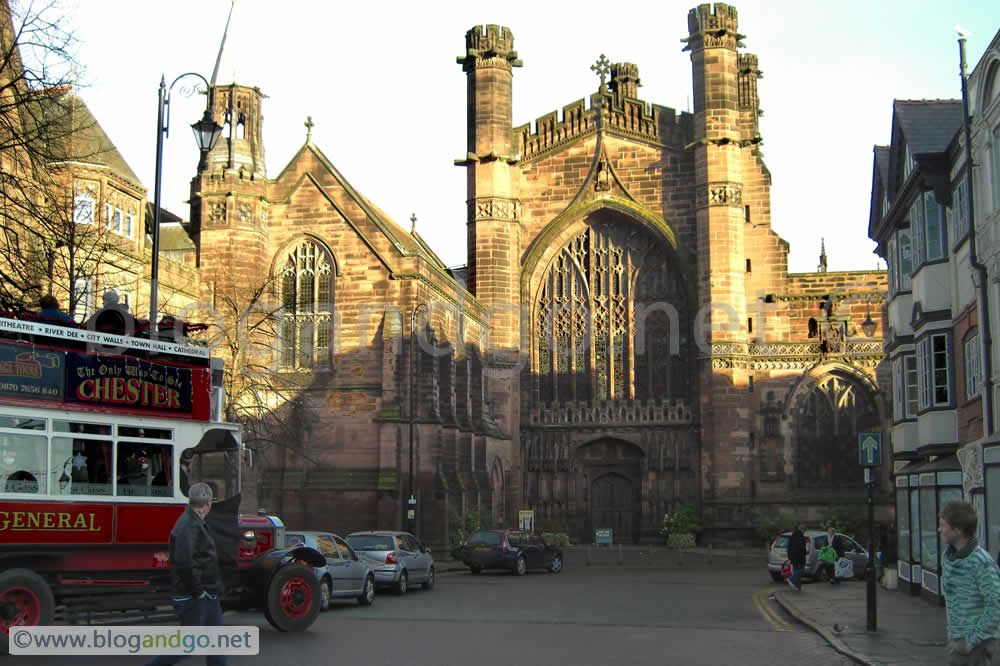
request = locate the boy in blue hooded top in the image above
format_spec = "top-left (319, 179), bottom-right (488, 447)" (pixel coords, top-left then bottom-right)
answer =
top-left (940, 500), bottom-right (1000, 665)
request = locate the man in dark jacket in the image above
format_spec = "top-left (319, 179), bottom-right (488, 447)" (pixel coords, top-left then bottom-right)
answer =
top-left (787, 525), bottom-right (807, 591)
top-left (146, 482), bottom-right (226, 666)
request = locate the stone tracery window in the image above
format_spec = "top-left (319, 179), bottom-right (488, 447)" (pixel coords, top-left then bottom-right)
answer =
top-left (277, 240), bottom-right (333, 370)
top-left (534, 219), bottom-right (689, 403)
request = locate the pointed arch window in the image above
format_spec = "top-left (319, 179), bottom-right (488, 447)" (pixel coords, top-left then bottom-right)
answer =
top-left (277, 240), bottom-right (334, 370)
top-left (533, 219), bottom-right (689, 404)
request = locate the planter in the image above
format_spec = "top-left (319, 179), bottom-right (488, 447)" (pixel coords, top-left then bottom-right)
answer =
top-left (666, 533), bottom-right (696, 548)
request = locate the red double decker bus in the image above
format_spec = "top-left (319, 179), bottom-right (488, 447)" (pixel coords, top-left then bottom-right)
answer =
top-left (0, 311), bottom-right (322, 651)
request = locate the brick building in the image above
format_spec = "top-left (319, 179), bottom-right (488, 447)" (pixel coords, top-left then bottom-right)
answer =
top-left (190, 4), bottom-right (890, 544)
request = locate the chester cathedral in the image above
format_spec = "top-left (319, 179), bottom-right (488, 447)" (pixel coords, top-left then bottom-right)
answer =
top-left (182, 4), bottom-right (890, 544)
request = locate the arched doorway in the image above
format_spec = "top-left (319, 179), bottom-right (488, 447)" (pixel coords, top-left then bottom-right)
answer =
top-left (576, 438), bottom-right (643, 543)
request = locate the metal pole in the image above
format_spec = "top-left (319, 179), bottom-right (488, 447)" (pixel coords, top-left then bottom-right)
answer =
top-left (866, 468), bottom-right (877, 632)
top-left (149, 76), bottom-right (167, 332)
top-left (959, 34), bottom-right (994, 435)
top-left (408, 307), bottom-right (415, 534)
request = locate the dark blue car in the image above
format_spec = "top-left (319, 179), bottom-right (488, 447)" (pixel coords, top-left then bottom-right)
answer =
top-left (451, 529), bottom-right (563, 576)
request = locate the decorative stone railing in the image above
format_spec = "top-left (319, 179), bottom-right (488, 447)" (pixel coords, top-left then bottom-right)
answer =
top-left (527, 398), bottom-right (694, 427)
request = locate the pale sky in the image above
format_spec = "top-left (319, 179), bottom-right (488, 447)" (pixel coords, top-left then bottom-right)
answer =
top-left (63, 0), bottom-right (998, 274)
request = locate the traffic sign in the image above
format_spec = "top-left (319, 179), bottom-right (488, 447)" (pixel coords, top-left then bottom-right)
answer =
top-left (858, 432), bottom-right (882, 466)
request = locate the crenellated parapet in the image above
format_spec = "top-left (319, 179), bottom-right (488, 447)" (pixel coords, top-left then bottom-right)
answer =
top-left (682, 3), bottom-right (746, 52)
top-left (457, 24), bottom-right (522, 72)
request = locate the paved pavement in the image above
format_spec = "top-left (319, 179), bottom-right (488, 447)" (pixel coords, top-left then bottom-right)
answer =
top-left (774, 577), bottom-right (947, 666)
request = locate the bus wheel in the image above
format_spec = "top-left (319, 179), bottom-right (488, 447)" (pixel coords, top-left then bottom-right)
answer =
top-left (0, 569), bottom-right (54, 654)
top-left (264, 564), bottom-right (320, 632)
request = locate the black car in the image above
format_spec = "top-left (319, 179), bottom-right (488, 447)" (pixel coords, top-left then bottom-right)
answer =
top-left (451, 529), bottom-right (563, 576)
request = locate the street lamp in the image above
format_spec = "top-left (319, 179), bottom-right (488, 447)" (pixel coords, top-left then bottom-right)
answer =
top-left (860, 298), bottom-right (878, 338)
top-left (149, 73), bottom-right (223, 331)
top-left (408, 302), bottom-right (429, 534)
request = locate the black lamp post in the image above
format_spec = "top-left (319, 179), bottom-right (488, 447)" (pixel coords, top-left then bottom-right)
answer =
top-left (408, 302), bottom-right (428, 535)
top-left (149, 74), bottom-right (223, 331)
top-left (860, 297), bottom-right (878, 338)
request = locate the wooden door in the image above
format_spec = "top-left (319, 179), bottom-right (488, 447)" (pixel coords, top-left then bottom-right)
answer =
top-left (590, 474), bottom-right (634, 543)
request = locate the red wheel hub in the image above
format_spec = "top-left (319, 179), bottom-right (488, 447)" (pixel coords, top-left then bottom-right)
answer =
top-left (279, 577), bottom-right (312, 619)
top-left (0, 586), bottom-right (41, 634)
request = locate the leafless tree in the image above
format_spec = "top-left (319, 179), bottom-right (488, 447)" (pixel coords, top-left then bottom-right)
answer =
top-left (0, 0), bottom-right (132, 312)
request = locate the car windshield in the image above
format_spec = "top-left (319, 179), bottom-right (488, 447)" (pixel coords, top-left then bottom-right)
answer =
top-left (346, 535), bottom-right (395, 551)
top-left (467, 531), bottom-right (502, 546)
top-left (773, 535), bottom-right (788, 548)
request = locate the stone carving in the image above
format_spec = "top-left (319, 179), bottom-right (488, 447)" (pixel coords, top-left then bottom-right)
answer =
top-left (695, 182), bottom-right (743, 208)
top-left (238, 204), bottom-right (252, 224)
top-left (472, 198), bottom-right (520, 221)
top-left (958, 442), bottom-right (984, 494)
top-left (208, 201), bottom-right (226, 226)
top-left (527, 398), bottom-right (694, 427)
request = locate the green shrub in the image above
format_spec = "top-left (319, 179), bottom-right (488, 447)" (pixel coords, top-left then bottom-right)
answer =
top-left (820, 505), bottom-right (864, 536)
top-left (755, 511), bottom-right (797, 546)
top-left (448, 507), bottom-right (481, 549)
top-left (661, 503), bottom-right (701, 540)
top-left (667, 533), bottom-right (696, 549)
top-left (542, 532), bottom-right (571, 547)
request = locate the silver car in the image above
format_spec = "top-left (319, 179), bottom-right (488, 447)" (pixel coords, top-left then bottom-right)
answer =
top-left (345, 531), bottom-right (435, 595)
top-left (286, 530), bottom-right (376, 610)
top-left (767, 530), bottom-right (869, 582)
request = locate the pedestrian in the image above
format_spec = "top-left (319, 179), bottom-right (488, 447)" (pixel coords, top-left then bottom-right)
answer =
top-left (787, 524), bottom-right (806, 591)
top-left (817, 525), bottom-right (844, 585)
top-left (145, 482), bottom-right (226, 666)
top-left (940, 500), bottom-right (1000, 666)
top-left (37, 294), bottom-right (74, 324)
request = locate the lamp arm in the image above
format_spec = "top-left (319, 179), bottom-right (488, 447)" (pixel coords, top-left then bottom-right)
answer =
top-left (162, 72), bottom-right (214, 140)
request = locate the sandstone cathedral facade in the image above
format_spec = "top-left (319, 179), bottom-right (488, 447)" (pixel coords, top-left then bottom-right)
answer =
top-left (189, 4), bottom-right (890, 544)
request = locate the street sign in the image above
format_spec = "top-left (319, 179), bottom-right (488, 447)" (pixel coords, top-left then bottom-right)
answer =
top-left (595, 528), bottom-right (613, 545)
top-left (858, 432), bottom-right (882, 466)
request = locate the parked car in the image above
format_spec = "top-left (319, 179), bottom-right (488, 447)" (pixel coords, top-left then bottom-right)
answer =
top-left (285, 530), bottom-right (376, 609)
top-left (451, 529), bottom-right (563, 576)
top-left (345, 531), bottom-right (435, 595)
top-left (767, 530), bottom-right (869, 583)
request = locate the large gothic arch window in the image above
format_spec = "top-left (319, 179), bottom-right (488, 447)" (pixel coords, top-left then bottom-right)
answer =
top-left (793, 372), bottom-right (879, 488)
top-left (277, 240), bottom-right (333, 370)
top-left (534, 217), bottom-right (689, 404)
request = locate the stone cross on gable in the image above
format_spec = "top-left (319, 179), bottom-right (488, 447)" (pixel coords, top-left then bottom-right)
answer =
top-left (591, 54), bottom-right (611, 93)
top-left (305, 116), bottom-right (314, 141)
top-left (410, 213), bottom-right (417, 233)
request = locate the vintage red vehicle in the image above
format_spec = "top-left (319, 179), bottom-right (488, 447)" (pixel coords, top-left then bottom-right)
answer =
top-left (0, 309), bottom-right (324, 652)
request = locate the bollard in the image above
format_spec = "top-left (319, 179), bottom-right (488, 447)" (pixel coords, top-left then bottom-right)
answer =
top-left (586, 544), bottom-right (592, 566)
top-left (617, 543), bottom-right (623, 566)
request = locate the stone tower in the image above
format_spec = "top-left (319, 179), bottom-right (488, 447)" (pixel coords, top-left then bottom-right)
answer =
top-left (456, 25), bottom-right (524, 507)
top-left (191, 84), bottom-right (269, 296)
top-left (684, 3), bottom-right (762, 507)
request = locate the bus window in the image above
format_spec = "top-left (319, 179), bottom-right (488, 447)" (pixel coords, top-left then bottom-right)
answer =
top-left (53, 421), bottom-right (111, 436)
top-left (0, 417), bottom-right (45, 430)
top-left (117, 442), bottom-right (172, 498)
top-left (51, 437), bottom-right (112, 496)
top-left (119, 426), bottom-right (172, 440)
top-left (0, 432), bottom-right (47, 494)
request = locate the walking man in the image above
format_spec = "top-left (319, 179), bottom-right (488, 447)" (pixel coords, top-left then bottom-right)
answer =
top-left (146, 482), bottom-right (226, 666)
top-left (940, 500), bottom-right (1000, 665)
top-left (787, 524), bottom-right (806, 591)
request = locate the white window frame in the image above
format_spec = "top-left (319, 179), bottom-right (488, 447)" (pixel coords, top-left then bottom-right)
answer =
top-left (125, 212), bottom-right (134, 239)
top-left (104, 203), bottom-right (113, 230)
top-left (113, 208), bottom-right (123, 234)
top-left (965, 332), bottom-right (982, 400)
top-left (73, 194), bottom-right (95, 225)
top-left (897, 229), bottom-right (912, 291)
top-left (904, 354), bottom-right (918, 418)
top-left (918, 333), bottom-right (951, 410)
top-left (953, 180), bottom-right (968, 241)
top-left (924, 191), bottom-right (945, 262)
